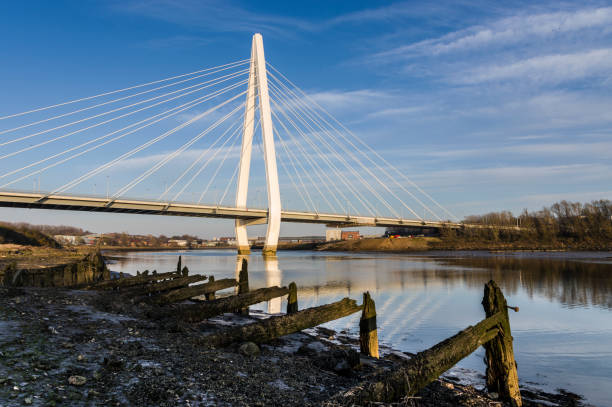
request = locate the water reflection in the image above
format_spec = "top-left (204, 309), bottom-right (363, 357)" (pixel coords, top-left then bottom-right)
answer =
top-left (263, 256), bottom-right (282, 314)
top-left (106, 249), bottom-right (612, 406)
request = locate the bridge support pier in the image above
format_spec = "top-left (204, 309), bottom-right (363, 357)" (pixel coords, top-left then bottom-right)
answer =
top-left (234, 33), bottom-right (281, 256)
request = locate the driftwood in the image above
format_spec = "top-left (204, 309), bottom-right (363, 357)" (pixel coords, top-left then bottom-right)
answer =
top-left (154, 278), bottom-right (237, 304)
top-left (359, 291), bottom-right (379, 358)
top-left (89, 270), bottom-right (180, 290)
top-left (156, 286), bottom-right (290, 322)
top-left (123, 274), bottom-right (207, 297)
top-left (199, 297), bottom-right (362, 347)
top-left (482, 280), bottom-right (522, 407)
top-left (336, 311), bottom-right (504, 404)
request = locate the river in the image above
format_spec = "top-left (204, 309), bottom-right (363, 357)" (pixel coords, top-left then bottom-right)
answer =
top-left (108, 249), bottom-right (612, 406)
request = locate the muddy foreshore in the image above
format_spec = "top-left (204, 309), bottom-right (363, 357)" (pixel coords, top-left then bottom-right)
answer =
top-left (0, 251), bottom-right (592, 407)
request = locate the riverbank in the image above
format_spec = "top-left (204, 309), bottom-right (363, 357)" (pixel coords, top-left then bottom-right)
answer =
top-left (282, 237), bottom-right (612, 253)
top-left (0, 284), bottom-right (589, 407)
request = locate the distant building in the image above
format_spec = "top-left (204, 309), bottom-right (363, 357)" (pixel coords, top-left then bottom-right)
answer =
top-left (326, 229), bottom-right (342, 242)
top-left (218, 237), bottom-right (237, 246)
top-left (53, 235), bottom-right (81, 245)
top-left (341, 231), bottom-right (360, 240)
top-left (168, 239), bottom-right (189, 247)
top-left (82, 234), bottom-right (101, 245)
top-left (279, 236), bottom-right (325, 243)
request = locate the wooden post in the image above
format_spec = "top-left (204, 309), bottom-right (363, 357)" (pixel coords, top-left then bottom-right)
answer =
top-left (205, 276), bottom-right (215, 300)
top-left (237, 258), bottom-right (249, 315)
top-left (286, 282), bottom-right (298, 314)
top-left (177, 256), bottom-right (182, 273)
top-left (482, 280), bottom-right (522, 407)
top-left (181, 266), bottom-right (189, 277)
top-left (238, 258), bottom-right (249, 294)
top-left (359, 291), bottom-right (379, 358)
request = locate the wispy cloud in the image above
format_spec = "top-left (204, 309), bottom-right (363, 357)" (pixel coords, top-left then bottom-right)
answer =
top-left (454, 48), bottom-right (612, 84)
top-left (377, 7), bottom-right (612, 59)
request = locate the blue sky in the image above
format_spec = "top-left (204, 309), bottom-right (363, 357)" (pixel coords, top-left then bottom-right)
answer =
top-left (0, 1), bottom-right (611, 237)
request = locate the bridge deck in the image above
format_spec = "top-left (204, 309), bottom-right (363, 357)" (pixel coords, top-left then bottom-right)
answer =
top-left (0, 191), bottom-right (463, 229)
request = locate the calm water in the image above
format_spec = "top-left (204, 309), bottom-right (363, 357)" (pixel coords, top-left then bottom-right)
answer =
top-left (108, 249), bottom-right (612, 406)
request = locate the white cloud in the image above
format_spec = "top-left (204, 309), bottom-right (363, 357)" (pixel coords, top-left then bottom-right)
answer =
top-left (415, 163), bottom-right (610, 188)
top-left (378, 7), bottom-right (612, 58)
top-left (455, 48), bottom-right (612, 84)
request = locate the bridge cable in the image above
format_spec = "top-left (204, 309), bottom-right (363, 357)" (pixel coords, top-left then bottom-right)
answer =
top-left (112, 100), bottom-right (246, 200)
top-left (271, 110), bottom-right (344, 214)
top-left (269, 94), bottom-right (372, 217)
top-left (52, 90), bottom-right (247, 195)
top-left (274, 138), bottom-right (315, 213)
top-left (0, 59), bottom-right (250, 121)
top-left (269, 72), bottom-right (437, 221)
top-left (170, 97), bottom-right (259, 203)
top-left (169, 113), bottom-right (249, 203)
top-left (269, 83), bottom-right (394, 218)
top-left (269, 77), bottom-right (419, 221)
top-left (0, 69), bottom-right (249, 156)
top-left (267, 63), bottom-right (457, 221)
top-left (272, 122), bottom-right (324, 213)
top-left (269, 86), bottom-right (392, 218)
top-left (0, 61), bottom-right (250, 137)
top-left (0, 80), bottom-right (248, 187)
top-left (197, 116), bottom-right (259, 204)
top-left (160, 114), bottom-right (245, 201)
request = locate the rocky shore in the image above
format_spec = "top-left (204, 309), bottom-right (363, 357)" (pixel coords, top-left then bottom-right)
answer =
top-left (0, 281), bottom-right (590, 406)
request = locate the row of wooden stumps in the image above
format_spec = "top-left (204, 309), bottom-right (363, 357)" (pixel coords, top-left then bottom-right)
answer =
top-left (90, 258), bottom-right (520, 406)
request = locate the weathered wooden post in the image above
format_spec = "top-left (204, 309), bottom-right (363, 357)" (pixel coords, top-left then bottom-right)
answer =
top-left (287, 282), bottom-right (298, 314)
top-left (181, 266), bottom-right (189, 277)
top-left (237, 258), bottom-right (249, 315)
top-left (482, 280), bottom-right (522, 407)
top-left (177, 256), bottom-right (182, 273)
top-left (205, 276), bottom-right (215, 300)
top-left (359, 291), bottom-right (379, 358)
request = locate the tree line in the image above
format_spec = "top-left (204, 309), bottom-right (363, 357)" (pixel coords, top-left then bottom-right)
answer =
top-left (440, 199), bottom-right (612, 249)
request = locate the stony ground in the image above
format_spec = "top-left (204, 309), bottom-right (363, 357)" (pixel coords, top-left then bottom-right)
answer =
top-left (0, 286), bottom-right (591, 407)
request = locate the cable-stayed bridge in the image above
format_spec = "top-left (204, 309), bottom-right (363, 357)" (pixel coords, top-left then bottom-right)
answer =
top-left (0, 34), bottom-right (462, 255)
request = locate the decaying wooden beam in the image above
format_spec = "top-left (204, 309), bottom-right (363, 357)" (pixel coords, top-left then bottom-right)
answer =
top-left (359, 291), bottom-right (379, 359)
top-left (482, 280), bottom-right (522, 407)
top-left (335, 311), bottom-right (504, 404)
top-left (286, 282), bottom-right (298, 314)
top-left (154, 286), bottom-right (290, 322)
top-left (88, 270), bottom-right (180, 290)
top-left (199, 297), bottom-right (363, 347)
top-left (123, 274), bottom-right (207, 297)
top-left (238, 259), bottom-right (249, 294)
top-left (154, 278), bottom-right (237, 304)
top-left (236, 258), bottom-right (249, 315)
top-left (205, 276), bottom-right (216, 300)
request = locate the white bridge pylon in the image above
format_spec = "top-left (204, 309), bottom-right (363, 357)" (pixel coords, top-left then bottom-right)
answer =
top-left (235, 34), bottom-right (281, 256)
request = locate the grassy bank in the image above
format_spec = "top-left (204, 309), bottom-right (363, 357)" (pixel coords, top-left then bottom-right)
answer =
top-left (286, 237), bottom-right (612, 253)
